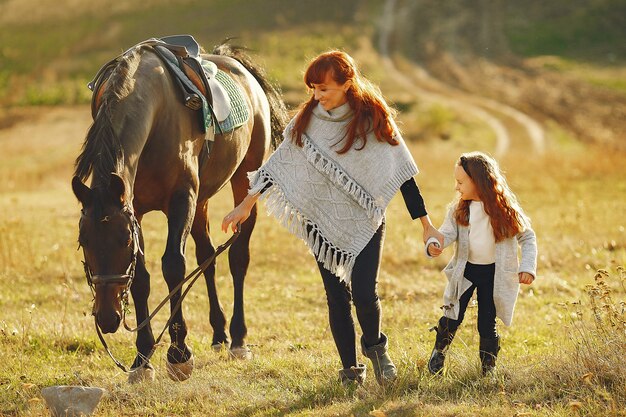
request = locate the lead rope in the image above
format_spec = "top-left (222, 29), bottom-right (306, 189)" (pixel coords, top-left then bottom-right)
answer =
top-left (95, 226), bottom-right (240, 373)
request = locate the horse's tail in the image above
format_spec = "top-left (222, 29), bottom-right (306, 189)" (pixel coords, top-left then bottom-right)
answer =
top-left (212, 41), bottom-right (289, 150)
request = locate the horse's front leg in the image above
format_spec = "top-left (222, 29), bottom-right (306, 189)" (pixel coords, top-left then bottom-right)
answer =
top-left (162, 187), bottom-right (196, 381)
top-left (128, 228), bottom-right (156, 383)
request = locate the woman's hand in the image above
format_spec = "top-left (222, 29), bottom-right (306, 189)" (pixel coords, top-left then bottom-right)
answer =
top-left (423, 223), bottom-right (444, 248)
top-left (419, 215), bottom-right (444, 257)
top-left (222, 194), bottom-right (259, 233)
top-left (519, 272), bottom-right (535, 285)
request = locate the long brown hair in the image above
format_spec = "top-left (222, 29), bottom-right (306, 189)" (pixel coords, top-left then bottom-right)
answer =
top-left (291, 50), bottom-right (398, 154)
top-left (454, 152), bottom-right (530, 241)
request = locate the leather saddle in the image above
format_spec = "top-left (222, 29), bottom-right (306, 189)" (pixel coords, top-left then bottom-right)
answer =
top-left (89, 35), bottom-right (231, 127)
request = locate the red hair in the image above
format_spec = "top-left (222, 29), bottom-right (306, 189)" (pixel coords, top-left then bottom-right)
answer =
top-left (454, 152), bottom-right (530, 242)
top-left (291, 50), bottom-right (398, 154)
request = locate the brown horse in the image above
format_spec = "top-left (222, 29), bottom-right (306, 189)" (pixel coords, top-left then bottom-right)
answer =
top-left (71, 41), bottom-right (287, 382)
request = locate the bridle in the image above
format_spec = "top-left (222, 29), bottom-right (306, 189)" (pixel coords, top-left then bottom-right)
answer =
top-left (82, 205), bottom-right (142, 307)
top-left (79, 205), bottom-right (240, 373)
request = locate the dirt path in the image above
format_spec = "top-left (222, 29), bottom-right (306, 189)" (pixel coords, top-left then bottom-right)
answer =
top-left (379, 0), bottom-right (545, 156)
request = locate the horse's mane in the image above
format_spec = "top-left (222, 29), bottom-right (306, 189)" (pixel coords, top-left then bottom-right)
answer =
top-left (74, 49), bottom-right (142, 185)
top-left (212, 41), bottom-right (289, 149)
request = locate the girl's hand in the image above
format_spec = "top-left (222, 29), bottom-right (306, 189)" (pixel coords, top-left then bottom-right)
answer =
top-left (519, 272), bottom-right (535, 285)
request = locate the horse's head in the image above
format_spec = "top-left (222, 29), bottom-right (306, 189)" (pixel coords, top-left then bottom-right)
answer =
top-left (72, 173), bottom-right (139, 334)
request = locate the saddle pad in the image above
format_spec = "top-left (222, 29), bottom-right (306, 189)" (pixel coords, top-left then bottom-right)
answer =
top-left (212, 68), bottom-right (250, 134)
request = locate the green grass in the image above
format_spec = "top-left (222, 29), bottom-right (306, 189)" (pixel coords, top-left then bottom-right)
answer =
top-left (505, 0), bottom-right (626, 60)
top-left (0, 0), bottom-right (361, 106)
top-left (3, 0), bottom-right (625, 105)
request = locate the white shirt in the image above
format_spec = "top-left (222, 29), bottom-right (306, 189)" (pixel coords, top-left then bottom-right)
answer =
top-left (468, 201), bottom-right (496, 264)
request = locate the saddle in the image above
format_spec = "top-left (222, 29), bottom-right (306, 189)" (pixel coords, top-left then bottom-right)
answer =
top-left (88, 35), bottom-right (232, 135)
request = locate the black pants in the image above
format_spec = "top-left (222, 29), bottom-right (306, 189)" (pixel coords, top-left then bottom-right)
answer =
top-left (316, 222), bottom-right (385, 369)
top-left (440, 262), bottom-right (498, 339)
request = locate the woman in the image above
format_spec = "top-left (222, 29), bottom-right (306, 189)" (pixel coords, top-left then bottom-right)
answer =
top-left (222, 51), bottom-right (442, 384)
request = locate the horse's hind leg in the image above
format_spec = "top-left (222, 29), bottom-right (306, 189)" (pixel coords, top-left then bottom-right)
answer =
top-left (161, 188), bottom-right (196, 381)
top-left (227, 167), bottom-right (258, 359)
top-left (190, 200), bottom-right (230, 349)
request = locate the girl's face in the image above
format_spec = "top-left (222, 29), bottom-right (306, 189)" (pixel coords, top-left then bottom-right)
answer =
top-left (455, 165), bottom-right (480, 201)
top-left (310, 73), bottom-right (351, 111)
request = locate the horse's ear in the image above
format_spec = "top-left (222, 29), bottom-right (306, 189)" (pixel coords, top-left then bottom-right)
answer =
top-left (109, 173), bottom-right (126, 205)
top-left (71, 176), bottom-right (92, 207)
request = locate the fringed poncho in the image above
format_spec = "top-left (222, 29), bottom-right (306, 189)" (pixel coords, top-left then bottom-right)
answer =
top-left (248, 102), bottom-right (418, 282)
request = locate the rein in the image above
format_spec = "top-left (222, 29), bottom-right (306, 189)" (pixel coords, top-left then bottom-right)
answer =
top-left (85, 213), bottom-right (240, 373)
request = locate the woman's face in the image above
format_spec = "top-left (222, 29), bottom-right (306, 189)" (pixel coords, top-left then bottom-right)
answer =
top-left (310, 73), bottom-right (351, 111)
top-left (454, 165), bottom-right (480, 201)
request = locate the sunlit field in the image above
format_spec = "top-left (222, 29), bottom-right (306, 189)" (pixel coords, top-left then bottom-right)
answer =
top-left (0, 98), bottom-right (624, 416)
top-left (0, 1), bottom-right (624, 413)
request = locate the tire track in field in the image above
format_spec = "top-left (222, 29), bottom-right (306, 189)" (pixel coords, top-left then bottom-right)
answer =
top-left (379, 0), bottom-right (545, 156)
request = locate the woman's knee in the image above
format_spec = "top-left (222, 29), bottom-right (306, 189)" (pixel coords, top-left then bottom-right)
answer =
top-left (351, 287), bottom-right (378, 310)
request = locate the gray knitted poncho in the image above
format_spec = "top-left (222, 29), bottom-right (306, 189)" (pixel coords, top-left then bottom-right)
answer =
top-left (248, 102), bottom-right (418, 282)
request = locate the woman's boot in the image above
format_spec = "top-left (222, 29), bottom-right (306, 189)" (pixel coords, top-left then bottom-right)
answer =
top-left (428, 320), bottom-right (456, 375)
top-left (479, 336), bottom-right (500, 375)
top-left (338, 363), bottom-right (366, 385)
top-left (361, 332), bottom-right (397, 384)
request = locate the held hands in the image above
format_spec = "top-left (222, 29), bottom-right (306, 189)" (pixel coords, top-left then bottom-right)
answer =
top-left (519, 272), bottom-right (535, 285)
top-left (426, 240), bottom-right (442, 257)
top-left (423, 223), bottom-right (444, 257)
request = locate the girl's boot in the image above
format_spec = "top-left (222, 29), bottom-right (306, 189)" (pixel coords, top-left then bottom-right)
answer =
top-left (338, 363), bottom-right (366, 385)
top-left (361, 332), bottom-right (397, 384)
top-left (479, 336), bottom-right (500, 375)
top-left (428, 320), bottom-right (456, 375)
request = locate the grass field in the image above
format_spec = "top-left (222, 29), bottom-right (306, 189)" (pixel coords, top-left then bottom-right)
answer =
top-left (0, 100), bottom-right (624, 416)
top-left (0, 1), bottom-right (624, 415)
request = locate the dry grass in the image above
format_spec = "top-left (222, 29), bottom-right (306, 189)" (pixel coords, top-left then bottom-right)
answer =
top-left (0, 99), bottom-right (624, 416)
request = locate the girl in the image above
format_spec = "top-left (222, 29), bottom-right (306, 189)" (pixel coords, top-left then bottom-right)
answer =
top-left (426, 151), bottom-right (537, 375)
top-left (222, 51), bottom-right (443, 384)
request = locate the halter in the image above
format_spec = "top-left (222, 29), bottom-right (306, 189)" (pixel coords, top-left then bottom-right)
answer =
top-left (82, 206), bottom-right (142, 307)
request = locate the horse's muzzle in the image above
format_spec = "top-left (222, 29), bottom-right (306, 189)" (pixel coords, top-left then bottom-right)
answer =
top-left (96, 311), bottom-right (122, 334)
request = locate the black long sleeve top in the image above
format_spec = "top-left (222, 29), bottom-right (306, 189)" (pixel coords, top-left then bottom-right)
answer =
top-left (400, 177), bottom-right (427, 219)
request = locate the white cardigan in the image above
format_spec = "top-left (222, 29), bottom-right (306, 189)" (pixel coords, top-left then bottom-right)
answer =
top-left (436, 205), bottom-right (537, 326)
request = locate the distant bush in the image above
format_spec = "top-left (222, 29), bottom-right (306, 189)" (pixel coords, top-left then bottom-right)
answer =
top-left (19, 79), bottom-right (99, 106)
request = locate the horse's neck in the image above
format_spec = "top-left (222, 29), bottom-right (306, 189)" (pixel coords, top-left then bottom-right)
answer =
top-left (93, 49), bottom-right (191, 203)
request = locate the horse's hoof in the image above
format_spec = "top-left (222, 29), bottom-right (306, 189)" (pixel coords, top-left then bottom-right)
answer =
top-left (211, 343), bottom-right (226, 353)
top-left (166, 354), bottom-right (194, 381)
top-left (128, 363), bottom-right (155, 384)
top-left (230, 346), bottom-right (252, 360)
